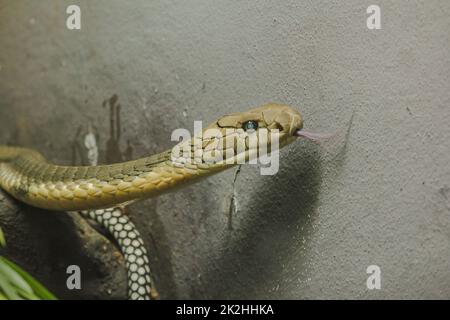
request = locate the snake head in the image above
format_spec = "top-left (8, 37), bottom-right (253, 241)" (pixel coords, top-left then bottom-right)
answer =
top-left (171, 103), bottom-right (305, 167)
top-left (213, 103), bottom-right (303, 148)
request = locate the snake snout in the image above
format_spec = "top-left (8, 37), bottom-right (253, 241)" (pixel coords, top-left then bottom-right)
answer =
top-left (284, 108), bottom-right (302, 136)
top-left (290, 114), bottom-right (303, 136)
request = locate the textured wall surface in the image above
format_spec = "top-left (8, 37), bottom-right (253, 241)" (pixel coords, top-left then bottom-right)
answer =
top-left (0, 0), bottom-right (449, 299)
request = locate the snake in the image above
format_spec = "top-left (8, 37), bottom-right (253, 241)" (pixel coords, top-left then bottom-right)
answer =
top-left (0, 103), bottom-right (309, 299)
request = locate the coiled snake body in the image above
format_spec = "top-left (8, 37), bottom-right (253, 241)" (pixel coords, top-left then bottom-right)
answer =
top-left (0, 103), bottom-right (304, 299)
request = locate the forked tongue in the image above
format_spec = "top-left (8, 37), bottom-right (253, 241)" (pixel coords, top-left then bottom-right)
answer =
top-left (294, 129), bottom-right (334, 143)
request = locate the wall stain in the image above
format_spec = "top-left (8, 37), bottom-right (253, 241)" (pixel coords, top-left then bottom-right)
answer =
top-left (10, 115), bottom-right (32, 146)
top-left (71, 125), bottom-right (87, 166)
top-left (84, 124), bottom-right (99, 166)
top-left (102, 94), bottom-right (134, 163)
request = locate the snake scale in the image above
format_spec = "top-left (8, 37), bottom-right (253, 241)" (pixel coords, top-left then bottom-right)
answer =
top-left (0, 103), bottom-right (305, 299)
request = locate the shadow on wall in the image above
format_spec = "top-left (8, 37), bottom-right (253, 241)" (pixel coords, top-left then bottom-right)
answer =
top-left (200, 142), bottom-right (324, 299)
top-left (200, 112), bottom-right (353, 299)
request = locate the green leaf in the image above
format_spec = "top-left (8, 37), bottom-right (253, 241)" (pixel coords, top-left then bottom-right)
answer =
top-left (17, 288), bottom-right (40, 300)
top-left (0, 257), bottom-right (57, 300)
top-left (0, 227), bottom-right (5, 247)
top-left (0, 273), bottom-right (21, 300)
top-left (0, 257), bottom-right (33, 294)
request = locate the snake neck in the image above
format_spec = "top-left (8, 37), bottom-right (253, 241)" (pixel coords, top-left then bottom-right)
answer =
top-left (0, 145), bottom-right (233, 211)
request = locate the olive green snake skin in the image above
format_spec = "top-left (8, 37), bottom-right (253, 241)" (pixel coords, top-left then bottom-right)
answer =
top-left (0, 103), bottom-right (304, 299)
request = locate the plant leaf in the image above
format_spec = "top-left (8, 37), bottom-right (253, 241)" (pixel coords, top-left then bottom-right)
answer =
top-left (0, 257), bottom-right (57, 300)
top-left (0, 227), bottom-right (5, 247)
top-left (0, 273), bottom-right (21, 300)
top-left (0, 257), bottom-right (33, 294)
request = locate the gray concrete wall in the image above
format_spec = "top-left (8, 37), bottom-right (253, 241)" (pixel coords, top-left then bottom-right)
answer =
top-left (0, 0), bottom-right (449, 299)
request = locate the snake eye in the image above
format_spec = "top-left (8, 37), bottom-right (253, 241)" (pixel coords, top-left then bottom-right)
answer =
top-left (242, 120), bottom-right (258, 131)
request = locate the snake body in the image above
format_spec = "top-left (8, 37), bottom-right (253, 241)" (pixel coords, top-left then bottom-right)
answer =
top-left (79, 208), bottom-right (157, 300)
top-left (0, 103), bottom-right (303, 299)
